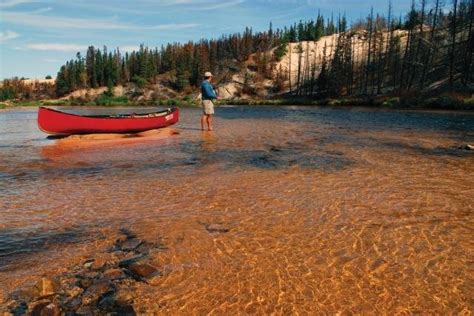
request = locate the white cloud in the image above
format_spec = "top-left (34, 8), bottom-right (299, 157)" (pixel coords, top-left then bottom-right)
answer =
top-left (2, 12), bottom-right (135, 30)
top-left (0, 0), bottom-right (45, 7)
top-left (32, 6), bottom-right (52, 13)
top-left (2, 11), bottom-right (200, 30)
top-left (151, 0), bottom-right (195, 5)
top-left (139, 0), bottom-right (241, 7)
top-left (146, 0), bottom-right (244, 11)
top-left (0, 31), bottom-right (20, 42)
top-left (67, 0), bottom-right (243, 14)
top-left (26, 43), bottom-right (85, 51)
top-left (43, 58), bottom-right (62, 62)
top-left (195, 0), bottom-right (244, 10)
top-left (152, 23), bottom-right (200, 30)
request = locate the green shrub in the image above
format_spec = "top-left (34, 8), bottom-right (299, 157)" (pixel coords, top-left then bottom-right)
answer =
top-left (70, 98), bottom-right (83, 106)
top-left (0, 87), bottom-right (15, 101)
top-left (423, 95), bottom-right (464, 109)
top-left (132, 75), bottom-right (147, 89)
top-left (274, 43), bottom-right (288, 61)
top-left (95, 94), bottom-right (129, 106)
top-left (14, 100), bottom-right (41, 107)
top-left (382, 97), bottom-right (400, 108)
top-left (464, 97), bottom-right (474, 106)
top-left (104, 82), bottom-right (114, 97)
top-left (167, 99), bottom-right (180, 106)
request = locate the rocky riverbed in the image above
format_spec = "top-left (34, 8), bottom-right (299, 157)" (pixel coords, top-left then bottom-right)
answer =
top-left (3, 227), bottom-right (199, 315)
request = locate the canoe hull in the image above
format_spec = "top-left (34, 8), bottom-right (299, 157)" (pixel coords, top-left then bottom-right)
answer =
top-left (38, 107), bottom-right (179, 135)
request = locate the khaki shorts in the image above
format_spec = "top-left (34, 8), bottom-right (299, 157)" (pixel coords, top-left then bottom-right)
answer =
top-left (202, 99), bottom-right (215, 115)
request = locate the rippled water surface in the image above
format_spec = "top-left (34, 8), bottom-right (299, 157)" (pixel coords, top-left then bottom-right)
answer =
top-left (1, 106), bottom-right (473, 313)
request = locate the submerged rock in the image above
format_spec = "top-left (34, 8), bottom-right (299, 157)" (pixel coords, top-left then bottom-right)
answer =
top-left (83, 259), bottom-right (94, 269)
top-left (457, 144), bottom-right (474, 151)
top-left (81, 280), bottom-right (115, 305)
top-left (30, 301), bottom-right (61, 316)
top-left (135, 242), bottom-right (155, 254)
top-left (118, 254), bottom-right (147, 268)
top-left (127, 263), bottom-right (161, 282)
top-left (7, 300), bottom-right (28, 315)
top-left (77, 278), bottom-right (93, 290)
top-left (64, 296), bottom-right (82, 311)
top-left (121, 239), bottom-right (143, 251)
top-left (114, 290), bottom-right (135, 305)
top-left (205, 223), bottom-right (230, 234)
top-left (83, 258), bottom-right (107, 270)
top-left (117, 238), bottom-right (143, 252)
top-left (269, 146), bottom-right (283, 152)
top-left (65, 286), bottom-right (83, 299)
top-left (97, 293), bottom-right (134, 310)
top-left (8, 288), bottom-right (35, 303)
top-left (94, 287), bottom-right (136, 315)
top-left (90, 258), bottom-right (107, 271)
top-left (76, 272), bottom-right (99, 289)
top-left (33, 277), bottom-right (60, 299)
top-left (145, 274), bottom-right (162, 286)
top-left (102, 268), bottom-right (126, 281)
top-left (75, 306), bottom-right (93, 315)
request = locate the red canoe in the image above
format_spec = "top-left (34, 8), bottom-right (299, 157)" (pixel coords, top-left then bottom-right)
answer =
top-left (38, 107), bottom-right (179, 135)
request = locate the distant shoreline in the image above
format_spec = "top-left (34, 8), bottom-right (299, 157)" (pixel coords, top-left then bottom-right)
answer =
top-left (1, 95), bottom-right (473, 112)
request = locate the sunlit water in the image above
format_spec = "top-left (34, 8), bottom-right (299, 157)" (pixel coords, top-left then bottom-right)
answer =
top-left (1, 106), bottom-right (473, 313)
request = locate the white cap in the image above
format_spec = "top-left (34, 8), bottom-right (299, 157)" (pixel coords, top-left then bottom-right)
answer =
top-left (204, 71), bottom-right (213, 78)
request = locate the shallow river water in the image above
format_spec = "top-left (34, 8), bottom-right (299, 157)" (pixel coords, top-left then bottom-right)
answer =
top-left (0, 106), bottom-right (473, 313)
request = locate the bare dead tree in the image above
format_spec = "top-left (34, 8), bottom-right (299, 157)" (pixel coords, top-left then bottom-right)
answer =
top-left (419, 0), bottom-right (440, 90)
top-left (400, 0), bottom-right (417, 93)
top-left (288, 44), bottom-right (292, 94)
top-left (408, 0), bottom-right (427, 90)
top-left (365, 7), bottom-right (374, 94)
top-left (462, 0), bottom-right (474, 84)
top-left (450, 0), bottom-right (459, 88)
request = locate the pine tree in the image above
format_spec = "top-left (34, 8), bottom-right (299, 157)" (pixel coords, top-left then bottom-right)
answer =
top-left (55, 65), bottom-right (70, 96)
top-left (86, 46), bottom-right (97, 88)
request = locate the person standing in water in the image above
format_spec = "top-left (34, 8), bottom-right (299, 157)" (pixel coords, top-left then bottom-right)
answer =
top-left (201, 71), bottom-right (218, 131)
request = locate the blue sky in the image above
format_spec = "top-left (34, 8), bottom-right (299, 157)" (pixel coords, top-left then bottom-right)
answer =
top-left (0, 0), bottom-right (412, 79)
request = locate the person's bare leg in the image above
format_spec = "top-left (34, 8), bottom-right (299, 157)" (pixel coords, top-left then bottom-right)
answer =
top-left (201, 114), bottom-right (206, 131)
top-left (207, 115), bottom-right (213, 131)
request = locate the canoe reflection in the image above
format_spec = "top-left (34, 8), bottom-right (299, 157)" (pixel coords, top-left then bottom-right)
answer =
top-left (40, 128), bottom-right (180, 160)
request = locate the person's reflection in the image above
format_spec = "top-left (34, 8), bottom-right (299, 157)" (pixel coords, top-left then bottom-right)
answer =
top-left (201, 131), bottom-right (216, 152)
top-left (196, 131), bottom-right (217, 165)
